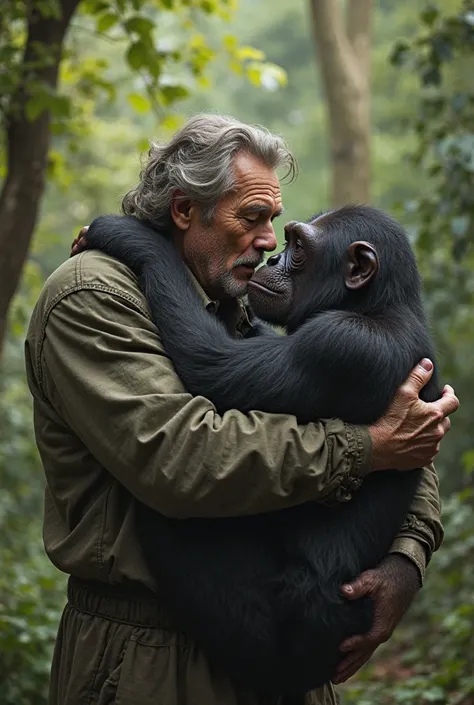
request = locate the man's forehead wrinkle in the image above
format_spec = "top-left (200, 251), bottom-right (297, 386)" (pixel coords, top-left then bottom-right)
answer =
top-left (241, 203), bottom-right (284, 215)
top-left (230, 159), bottom-right (282, 217)
top-left (237, 185), bottom-right (283, 211)
top-left (238, 183), bottom-right (281, 199)
top-left (233, 167), bottom-right (281, 195)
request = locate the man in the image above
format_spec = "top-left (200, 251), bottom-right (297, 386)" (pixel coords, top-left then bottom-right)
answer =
top-left (25, 114), bottom-right (458, 705)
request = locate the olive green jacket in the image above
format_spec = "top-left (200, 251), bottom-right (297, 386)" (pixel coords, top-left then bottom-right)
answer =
top-left (25, 249), bottom-right (442, 588)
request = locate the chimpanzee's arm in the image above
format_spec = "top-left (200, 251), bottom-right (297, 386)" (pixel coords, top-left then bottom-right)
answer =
top-left (85, 215), bottom-right (405, 424)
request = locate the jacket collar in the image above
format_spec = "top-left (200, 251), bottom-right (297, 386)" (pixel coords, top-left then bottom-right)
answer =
top-left (186, 267), bottom-right (253, 338)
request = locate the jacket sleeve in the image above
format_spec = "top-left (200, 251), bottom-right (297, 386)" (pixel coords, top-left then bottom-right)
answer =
top-left (36, 286), bottom-right (372, 519)
top-left (389, 463), bottom-right (443, 583)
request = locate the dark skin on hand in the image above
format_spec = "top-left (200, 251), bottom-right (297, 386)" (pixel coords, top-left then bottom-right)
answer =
top-left (335, 554), bottom-right (420, 683)
top-left (71, 154), bottom-right (459, 685)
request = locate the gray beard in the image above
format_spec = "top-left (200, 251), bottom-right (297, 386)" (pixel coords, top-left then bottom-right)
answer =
top-left (219, 253), bottom-right (264, 299)
top-left (219, 270), bottom-right (249, 299)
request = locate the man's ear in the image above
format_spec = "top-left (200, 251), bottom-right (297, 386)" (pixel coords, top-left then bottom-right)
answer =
top-left (170, 190), bottom-right (196, 231)
top-left (345, 241), bottom-right (379, 290)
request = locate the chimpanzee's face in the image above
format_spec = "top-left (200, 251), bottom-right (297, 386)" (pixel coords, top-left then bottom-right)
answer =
top-left (247, 214), bottom-right (379, 331)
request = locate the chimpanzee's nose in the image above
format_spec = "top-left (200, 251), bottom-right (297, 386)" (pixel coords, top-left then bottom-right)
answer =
top-left (266, 253), bottom-right (281, 266)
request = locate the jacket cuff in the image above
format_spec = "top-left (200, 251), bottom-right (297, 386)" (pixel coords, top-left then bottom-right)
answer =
top-left (332, 424), bottom-right (372, 502)
top-left (389, 537), bottom-right (427, 585)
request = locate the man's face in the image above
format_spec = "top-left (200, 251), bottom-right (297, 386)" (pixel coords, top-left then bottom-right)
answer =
top-left (178, 152), bottom-right (283, 300)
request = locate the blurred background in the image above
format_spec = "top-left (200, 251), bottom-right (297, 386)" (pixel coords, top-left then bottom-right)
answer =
top-left (0, 1), bottom-right (473, 703)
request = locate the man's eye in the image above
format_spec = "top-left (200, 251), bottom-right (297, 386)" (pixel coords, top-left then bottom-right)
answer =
top-left (244, 216), bottom-right (258, 225)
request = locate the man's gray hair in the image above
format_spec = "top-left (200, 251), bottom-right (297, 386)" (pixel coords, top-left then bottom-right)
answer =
top-left (122, 113), bottom-right (297, 229)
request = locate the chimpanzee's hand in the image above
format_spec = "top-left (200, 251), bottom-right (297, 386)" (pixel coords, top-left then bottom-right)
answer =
top-left (70, 226), bottom-right (90, 257)
top-left (369, 358), bottom-right (459, 471)
top-left (332, 554), bottom-right (420, 684)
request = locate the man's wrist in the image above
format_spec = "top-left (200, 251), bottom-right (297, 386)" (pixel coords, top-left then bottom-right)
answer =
top-left (367, 422), bottom-right (388, 471)
top-left (387, 542), bottom-right (425, 588)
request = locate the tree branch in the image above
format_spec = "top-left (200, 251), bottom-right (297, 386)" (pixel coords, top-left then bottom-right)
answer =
top-left (0, 0), bottom-right (79, 352)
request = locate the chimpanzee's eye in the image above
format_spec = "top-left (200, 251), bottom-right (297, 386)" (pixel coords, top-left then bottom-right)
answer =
top-left (290, 240), bottom-right (305, 270)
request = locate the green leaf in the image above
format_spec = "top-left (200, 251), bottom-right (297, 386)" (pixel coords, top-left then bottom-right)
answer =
top-left (49, 95), bottom-right (71, 118)
top-left (96, 13), bottom-right (118, 33)
top-left (160, 114), bottom-right (183, 131)
top-left (235, 45), bottom-right (265, 62)
top-left (421, 4), bottom-right (439, 28)
top-left (124, 16), bottom-right (155, 37)
top-left (25, 98), bottom-right (45, 121)
top-left (24, 92), bottom-right (70, 121)
top-left (223, 34), bottom-right (238, 51)
top-left (245, 65), bottom-right (261, 87)
top-left (159, 83), bottom-right (190, 105)
top-left (126, 41), bottom-right (148, 71)
top-left (390, 40), bottom-right (410, 66)
top-left (80, 0), bottom-right (109, 14)
top-left (127, 92), bottom-right (151, 113)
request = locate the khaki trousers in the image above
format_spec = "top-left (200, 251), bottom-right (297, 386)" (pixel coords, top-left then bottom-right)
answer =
top-left (49, 578), bottom-right (338, 705)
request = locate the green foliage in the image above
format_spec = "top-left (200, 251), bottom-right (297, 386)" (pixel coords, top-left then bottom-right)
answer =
top-left (1, 0), bottom-right (287, 125)
top-left (343, 4), bottom-right (474, 703)
top-left (0, 268), bottom-right (67, 704)
top-left (0, 0), bottom-right (287, 196)
top-left (0, 549), bottom-right (66, 705)
top-left (389, 0), bottom-right (474, 485)
top-left (391, 0), bottom-right (474, 263)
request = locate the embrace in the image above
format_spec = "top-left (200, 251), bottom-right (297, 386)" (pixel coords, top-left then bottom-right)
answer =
top-left (26, 114), bottom-right (458, 705)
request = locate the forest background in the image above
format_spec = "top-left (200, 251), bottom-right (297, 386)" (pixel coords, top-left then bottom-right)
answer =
top-left (0, 1), bottom-right (473, 703)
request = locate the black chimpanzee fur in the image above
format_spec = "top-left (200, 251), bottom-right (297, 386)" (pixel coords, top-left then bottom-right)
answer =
top-left (82, 206), bottom-right (441, 698)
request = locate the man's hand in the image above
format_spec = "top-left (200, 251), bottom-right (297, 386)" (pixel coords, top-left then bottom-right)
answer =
top-left (369, 359), bottom-right (459, 471)
top-left (333, 554), bottom-right (420, 684)
top-left (70, 226), bottom-right (89, 257)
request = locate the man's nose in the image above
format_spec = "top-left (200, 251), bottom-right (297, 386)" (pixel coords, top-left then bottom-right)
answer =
top-left (254, 225), bottom-right (278, 252)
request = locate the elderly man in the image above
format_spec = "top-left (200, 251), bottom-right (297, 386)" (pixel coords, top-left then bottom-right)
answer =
top-left (25, 114), bottom-right (458, 705)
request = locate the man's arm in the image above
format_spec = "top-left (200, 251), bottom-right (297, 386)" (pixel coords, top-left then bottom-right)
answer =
top-left (32, 272), bottom-right (457, 518)
top-left (35, 285), bottom-right (372, 518)
top-left (389, 463), bottom-right (443, 583)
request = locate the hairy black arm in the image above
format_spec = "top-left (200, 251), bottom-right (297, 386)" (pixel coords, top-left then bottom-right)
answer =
top-left (84, 215), bottom-right (414, 424)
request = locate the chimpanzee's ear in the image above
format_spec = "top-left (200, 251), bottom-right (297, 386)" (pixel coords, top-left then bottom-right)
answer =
top-left (345, 241), bottom-right (379, 290)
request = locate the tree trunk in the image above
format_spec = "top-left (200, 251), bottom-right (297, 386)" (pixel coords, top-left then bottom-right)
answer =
top-left (0, 0), bottom-right (79, 353)
top-left (309, 0), bottom-right (373, 207)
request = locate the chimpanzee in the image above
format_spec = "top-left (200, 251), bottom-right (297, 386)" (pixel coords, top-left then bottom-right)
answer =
top-left (79, 205), bottom-right (441, 698)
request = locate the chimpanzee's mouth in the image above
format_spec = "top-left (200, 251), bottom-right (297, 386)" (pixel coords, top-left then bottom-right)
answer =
top-left (247, 280), bottom-right (282, 297)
